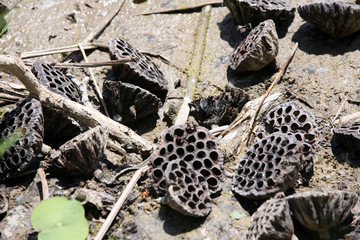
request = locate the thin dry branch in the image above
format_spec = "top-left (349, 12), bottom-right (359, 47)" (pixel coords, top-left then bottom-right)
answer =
top-left (94, 165), bottom-right (149, 240)
top-left (37, 168), bottom-right (49, 200)
top-left (137, 0), bottom-right (222, 15)
top-left (23, 58), bottom-right (135, 68)
top-left (78, 43), bottom-right (110, 117)
top-left (20, 43), bottom-right (97, 59)
top-left (62, 0), bottom-right (126, 63)
top-left (245, 43), bottom-right (298, 146)
top-left (0, 55), bottom-right (155, 153)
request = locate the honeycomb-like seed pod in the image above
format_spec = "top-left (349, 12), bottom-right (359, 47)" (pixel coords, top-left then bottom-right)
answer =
top-left (32, 61), bottom-right (83, 147)
top-left (256, 101), bottom-right (318, 180)
top-left (165, 159), bottom-right (212, 217)
top-left (32, 62), bottom-right (82, 102)
top-left (0, 97), bottom-right (44, 181)
top-left (246, 192), bottom-right (294, 240)
top-left (148, 122), bottom-right (224, 195)
top-left (286, 189), bottom-right (358, 234)
top-left (103, 80), bottom-right (162, 123)
top-left (232, 132), bottom-right (302, 199)
top-left (224, 0), bottom-right (295, 27)
top-left (230, 20), bottom-right (279, 72)
top-left (190, 87), bottom-right (249, 127)
top-left (108, 37), bottom-right (168, 100)
top-left (333, 122), bottom-right (360, 152)
top-left (298, 1), bottom-right (360, 38)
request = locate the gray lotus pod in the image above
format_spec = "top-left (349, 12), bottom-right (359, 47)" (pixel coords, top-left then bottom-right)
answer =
top-left (0, 97), bottom-right (44, 181)
top-left (108, 37), bottom-right (168, 100)
top-left (256, 101), bottom-right (319, 181)
top-left (224, 0), bottom-right (295, 27)
top-left (333, 121), bottom-right (360, 152)
top-left (298, 1), bottom-right (360, 38)
top-left (148, 122), bottom-right (224, 195)
top-left (230, 19), bottom-right (279, 72)
top-left (44, 126), bottom-right (108, 177)
top-left (232, 132), bottom-right (302, 199)
top-left (246, 192), bottom-right (295, 240)
top-left (287, 189), bottom-right (358, 239)
top-left (103, 80), bottom-right (162, 123)
top-left (164, 159), bottom-right (212, 217)
top-left (32, 61), bottom-right (83, 147)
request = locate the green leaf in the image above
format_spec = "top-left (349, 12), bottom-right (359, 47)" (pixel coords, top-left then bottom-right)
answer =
top-left (31, 197), bottom-right (89, 240)
top-left (0, 128), bottom-right (25, 157)
top-left (230, 211), bottom-right (245, 219)
top-left (0, 16), bottom-right (8, 37)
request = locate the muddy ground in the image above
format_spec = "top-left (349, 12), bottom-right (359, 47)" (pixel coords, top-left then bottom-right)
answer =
top-left (0, 0), bottom-right (360, 239)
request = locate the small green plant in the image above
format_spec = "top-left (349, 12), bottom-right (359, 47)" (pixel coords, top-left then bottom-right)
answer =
top-left (0, 3), bottom-right (9, 37)
top-left (31, 197), bottom-right (89, 240)
top-left (0, 128), bottom-right (25, 157)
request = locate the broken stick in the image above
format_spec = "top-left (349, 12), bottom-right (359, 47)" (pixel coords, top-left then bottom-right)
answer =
top-left (245, 43), bottom-right (298, 146)
top-left (0, 55), bottom-right (155, 153)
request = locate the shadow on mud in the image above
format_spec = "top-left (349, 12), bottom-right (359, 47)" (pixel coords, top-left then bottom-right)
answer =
top-left (158, 205), bottom-right (206, 236)
top-left (226, 60), bottom-right (278, 89)
top-left (292, 23), bottom-right (360, 56)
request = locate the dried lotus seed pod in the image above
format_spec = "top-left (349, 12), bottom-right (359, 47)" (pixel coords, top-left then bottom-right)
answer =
top-left (286, 189), bottom-right (358, 239)
top-left (108, 37), bottom-right (168, 101)
top-left (164, 159), bottom-right (212, 217)
top-left (103, 80), bottom-right (162, 123)
top-left (190, 87), bottom-right (249, 127)
top-left (256, 101), bottom-right (319, 181)
top-left (0, 97), bottom-right (44, 181)
top-left (32, 62), bottom-right (82, 102)
top-left (232, 132), bottom-right (302, 199)
top-left (333, 122), bottom-right (360, 152)
top-left (230, 20), bottom-right (279, 72)
top-left (44, 126), bottom-right (108, 176)
top-left (148, 122), bottom-right (224, 195)
top-left (298, 1), bottom-right (360, 38)
top-left (224, 0), bottom-right (295, 27)
top-left (246, 192), bottom-right (295, 240)
top-left (32, 61), bottom-right (83, 147)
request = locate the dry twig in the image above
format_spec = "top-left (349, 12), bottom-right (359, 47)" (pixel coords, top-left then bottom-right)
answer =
top-left (137, 0), bottom-right (222, 15)
top-left (94, 165), bottom-right (149, 240)
top-left (245, 43), bottom-right (298, 146)
top-left (0, 55), bottom-right (155, 153)
top-left (62, 0), bottom-right (126, 63)
top-left (78, 43), bottom-right (110, 117)
top-left (23, 59), bottom-right (134, 68)
top-left (37, 168), bottom-right (49, 200)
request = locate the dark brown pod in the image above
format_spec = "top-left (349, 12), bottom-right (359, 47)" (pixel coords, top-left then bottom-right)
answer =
top-left (148, 122), bottom-right (224, 195)
top-left (0, 97), bottom-right (44, 181)
top-left (333, 121), bottom-right (360, 152)
top-left (256, 101), bottom-right (319, 182)
top-left (246, 192), bottom-right (295, 240)
top-left (298, 1), bottom-right (360, 38)
top-left (190, 87), bottom-right (249, 127)
top-left (287, 189), bottom-right (358, 239)
top-left (230, 19), bottom-right (278, 72)
top-left (164, 159), bottom-right (212, 217)
top-left (224, 0), bottom-right (295, 26)
top-left (232, 132), bottom-right (302, 199)
top-left (108, 37), bottom-right (168, 100)
top-left (44, 126), bottom-right (108, 177)
top-left (32, 61), bottom-right (84, 147)
top-left (103, 80), bottom-right (162, 123)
